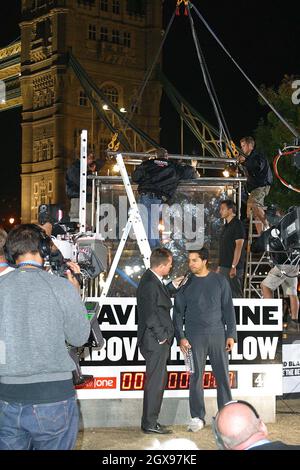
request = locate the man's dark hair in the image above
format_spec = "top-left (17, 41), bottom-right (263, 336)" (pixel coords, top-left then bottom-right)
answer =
top-left (156, 148), bottom-right (168, 159)
top-left (240, 136), bottom-right (255, 146)
top-left (188, 247), bottom-right (209, 262)
top-left (5, 224), bottom-right (48, 261)
top-left (0, 228), bottom-right (8, 256)
top-left (220, 199), bottom-right (237, 214)
top-left (150, 247), bottom-right (172, 268)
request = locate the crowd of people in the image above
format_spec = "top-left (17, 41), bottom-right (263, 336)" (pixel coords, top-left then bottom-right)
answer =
top-left (0, 138), bottom-right (299, 451)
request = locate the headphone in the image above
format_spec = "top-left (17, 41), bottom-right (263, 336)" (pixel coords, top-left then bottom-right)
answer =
top-left (212, 400), bottom-right (260, 450)
top-left (4, 224), bottom-right (52, 266)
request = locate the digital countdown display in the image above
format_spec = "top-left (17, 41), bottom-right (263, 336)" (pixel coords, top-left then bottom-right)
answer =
top-left (120, 371), bottom-right (237, 391)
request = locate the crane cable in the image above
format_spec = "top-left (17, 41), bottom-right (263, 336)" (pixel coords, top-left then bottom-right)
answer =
top-left (190, 2), bottom-right (300, 139)
top-left (119, 10), bottom-right (177, 140)
top-left (186, 3), bottom-right (233, 155)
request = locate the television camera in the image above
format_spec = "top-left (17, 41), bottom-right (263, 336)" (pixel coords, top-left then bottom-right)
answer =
top-left (252, 206), bottom-right (300, 268)
top-left (38, 204), bottom-right (107, 279)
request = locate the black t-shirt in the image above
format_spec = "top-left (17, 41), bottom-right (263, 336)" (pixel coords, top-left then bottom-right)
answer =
top-left (219, 217), bottom-right (246, 269)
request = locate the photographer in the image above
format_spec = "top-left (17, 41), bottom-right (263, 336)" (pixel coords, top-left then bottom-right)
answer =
top-left (65, 152), bottom-right (105, 226)
top-left (0, 224), bottom-right (90, 450)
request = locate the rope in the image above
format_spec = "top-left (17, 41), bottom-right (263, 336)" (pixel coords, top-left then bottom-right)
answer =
top-left (186, 4), bottom-right (232, 153)
top-left (190, 2), bottom-right (300, 139)
top-left (160, 71), bottom-right (220, 136)
top-left (121, 9), bottom-right (176, 136)
top-left (161, 74), bottom-right (221, 158)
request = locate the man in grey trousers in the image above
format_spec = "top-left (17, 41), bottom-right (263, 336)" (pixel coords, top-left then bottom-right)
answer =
top-left (173, 247), bottom-right (237, 432)
top-left (0, 224), bottom-right (90, 450)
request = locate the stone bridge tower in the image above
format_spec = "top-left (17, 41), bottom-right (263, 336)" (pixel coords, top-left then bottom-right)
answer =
top-left (20, 0), bottom-right (162, 222)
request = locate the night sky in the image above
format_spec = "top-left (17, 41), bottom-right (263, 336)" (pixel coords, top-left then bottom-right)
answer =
top-left (0, 0), bottom-right (299, 218)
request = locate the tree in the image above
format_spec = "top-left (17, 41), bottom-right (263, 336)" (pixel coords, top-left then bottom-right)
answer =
top-left (254, 75), bottom-right (300, 210)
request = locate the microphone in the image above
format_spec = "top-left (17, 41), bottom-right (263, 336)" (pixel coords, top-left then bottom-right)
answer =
top-left (177, 271), bottom-right (191, 288)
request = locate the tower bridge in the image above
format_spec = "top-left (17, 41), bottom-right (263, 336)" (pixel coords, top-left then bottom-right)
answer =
top-left (0, 0), bottom-right (161, 223)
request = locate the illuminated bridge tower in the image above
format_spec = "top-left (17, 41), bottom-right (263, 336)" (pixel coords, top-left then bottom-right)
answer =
top-left (20, 0), bottom-right (162, 222)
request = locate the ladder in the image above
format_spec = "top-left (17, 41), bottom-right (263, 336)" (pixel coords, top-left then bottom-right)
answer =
top-left (243, 211), bottom-right (271, 298)
top-left (97, 152), bottom-right (152, 301)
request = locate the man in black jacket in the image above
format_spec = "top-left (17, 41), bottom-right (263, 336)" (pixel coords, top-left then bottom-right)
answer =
top-left (137, 248), bottom-right (176, 434)
top-left (132, 148), bottom-right (198, 248)
top-left (65, 153), bottom-right (104, 225)
top-left (238, 136), bottom-right (273, 234)
top-left (213, 400), bottom-right (300, 450)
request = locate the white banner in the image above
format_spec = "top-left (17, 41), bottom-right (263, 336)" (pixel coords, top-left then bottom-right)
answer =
top-left (76, 298), bottom-right (283, 399)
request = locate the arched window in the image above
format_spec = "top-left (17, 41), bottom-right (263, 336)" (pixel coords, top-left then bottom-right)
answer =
top-left (101, 85), bottom-right (119, 107)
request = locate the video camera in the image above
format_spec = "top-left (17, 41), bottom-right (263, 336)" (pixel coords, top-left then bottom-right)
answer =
top-left (251, 207), bottom-right (300, 264)
top-left (39, 204), bottom-right (107, 279)
top-left (278, 207), bottom-right (300, 251)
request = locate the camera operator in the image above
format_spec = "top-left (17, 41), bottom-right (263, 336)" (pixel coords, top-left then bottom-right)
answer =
top-left (0, 224), bottom-right (90, 450)
top-left (37, 211), bottom-right (82, 289)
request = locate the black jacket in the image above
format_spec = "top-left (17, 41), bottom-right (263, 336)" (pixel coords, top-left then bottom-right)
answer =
top-left (244, 149), bottom-right (273, 192)
top-left (65, 159), bottom-right (105, 201)
top-left (136, 269), bottom-right (175, 348)
top-left (132, 158), bottom-right (198, 200)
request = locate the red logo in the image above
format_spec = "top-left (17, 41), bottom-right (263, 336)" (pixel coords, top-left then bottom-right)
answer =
top-left (76, 377), bottom-right (117, 390)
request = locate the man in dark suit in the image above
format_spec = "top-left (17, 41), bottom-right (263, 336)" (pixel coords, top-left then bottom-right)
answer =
top-left (137, 247), bottom-right (176, 434)
top-left (212, 400), bottom-right (300, 450)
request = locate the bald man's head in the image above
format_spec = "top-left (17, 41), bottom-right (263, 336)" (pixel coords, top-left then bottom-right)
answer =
top-left (214, 401), bottom-right (268, 450)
